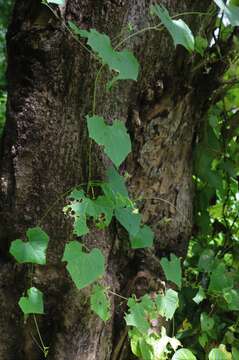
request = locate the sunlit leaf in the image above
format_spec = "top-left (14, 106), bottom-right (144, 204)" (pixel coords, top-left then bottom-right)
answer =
top-left (19, 287), bottom-right (44, 315)
top-left (151, 4), bottom-right (194, 52)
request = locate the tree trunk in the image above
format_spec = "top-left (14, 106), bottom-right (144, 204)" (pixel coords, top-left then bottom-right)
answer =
top-left (0, 0), bottom-right (231, 359)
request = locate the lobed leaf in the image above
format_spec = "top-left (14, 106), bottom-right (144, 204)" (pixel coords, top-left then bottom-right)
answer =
top-left (68, 24), bottom-right (139, 88)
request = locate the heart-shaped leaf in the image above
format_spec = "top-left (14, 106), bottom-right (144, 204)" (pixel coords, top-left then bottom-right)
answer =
top-left (130, 225), bottom-right (154, 249)
top-left (87, 115), bottom-right (131, 168)
top-left (10, 227), bottom-right (49, 265)
top-left (160, 254), bottom-right (182, 288)
top-left (19, 287), bottom-right (44, 315)
top-left (62, 241), bottom-right (105, 289)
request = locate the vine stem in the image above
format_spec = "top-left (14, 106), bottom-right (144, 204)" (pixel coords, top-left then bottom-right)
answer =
top-left (33, 315), bottom-right (48, 358)
top-left (42, 2), bottom-right (96, 58)
top-left (108, 290), bottom-right (128, 301)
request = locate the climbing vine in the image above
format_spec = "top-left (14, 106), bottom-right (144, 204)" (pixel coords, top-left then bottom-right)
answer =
top-left (6, 0), bottom-right (239, 359)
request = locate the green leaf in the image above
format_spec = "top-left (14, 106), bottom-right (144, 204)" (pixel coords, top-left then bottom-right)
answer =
top-left (199, 333), bottom-right (208, 348)
top-left (172, 348), bottom-right (197, 360)
top-left (198, 249), bottom-right (215, 272)
top-left (213, 0), bottom-right (239, 26)
top-left (232, 347), bottom-right (239, 360)
top-left (125, 297), bottom-right (151, 334)
top-left (193, 287), bottom-right (206, 304)
top-left (115, 207), bottom-right (141, 236)
top-left (10, 227), bottom-right (49, 265)
top-left (151, 4), bottom-right (195, 52)
top-left (223, 289), bottom-right (239, 310)
top-left (106, 166), bottom-right (128, 197)
top-left (209, 263), bottom-right (233, 293)
top-left (64, 190), bottom-right (114, 235)
top-left (209, 348), bottom-right (228, 360)
top-left (156, 289), bottom-right (179, 320)
top-left (130, 225), bottom-right (154, 249)
top-left (63, 191), bottom-right (90, 236)
top-left (139, 338), bottom-right (154, 360)
top-left (68, 24), bottom-right (139, 88)
top-left (200, 312), bottom-right (215, 333)
top-left (87, 196), bottom-right (114, 229)
top-left (90, 285), bottom-right (111, 322)
top-left (87, 115), bottom-right (131, 168)
top-left (19, 287), bottom-right (44, 315)
top-left (195, 36), bottom-right (208, 56)
top-left (160, 254), bottom-right (182, 288)
top-left (62, 241), bottom-right (105, 289)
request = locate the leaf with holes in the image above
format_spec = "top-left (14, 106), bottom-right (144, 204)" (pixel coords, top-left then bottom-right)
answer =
top-left (68, 24), bottom-right (139, 88)
top-left (63, 190), bottom-right (90, 236)
top-left (87, 115), bottom-right (131, 168)
top-left (64, 189), bottom-right (114, 235)
top-left (90, 285), bottom-right (111, 322)
top-left (62, 241), bottom-right (105, 289)
top-left (160, 254), bottom-right (182, 288)
top-left (19, 287), bottom-right (44, 315)
top-left (151, 4), bottom-right (195, 52)
top-left (10, 227), bottom-right (49, 265)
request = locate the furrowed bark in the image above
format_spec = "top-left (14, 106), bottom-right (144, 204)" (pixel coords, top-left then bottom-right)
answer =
top-left (0, 0), bottom-right (231, 359)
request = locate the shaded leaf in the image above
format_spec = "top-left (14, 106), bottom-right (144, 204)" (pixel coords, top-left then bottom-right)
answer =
top-left (160, 254), bottom-right (182, 288)
top-left (68, 24), bottom-right (139, 88)
top-left (90, 285), bottom-right (111, 322)
top-left (87, 115), bottom-right (131, 168)
top-left (115, 207), bottom-right (141, 236)
top-left (62, 241), bottom-right (105, 289)
top-left (130, 225), bottom-right (154, 249)
top-left (10, 227), bottom-right (49, 265)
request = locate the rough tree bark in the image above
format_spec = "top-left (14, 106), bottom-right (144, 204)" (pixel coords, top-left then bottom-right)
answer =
top-left (0, 0), bottom-right (233, 359)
